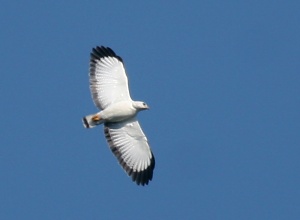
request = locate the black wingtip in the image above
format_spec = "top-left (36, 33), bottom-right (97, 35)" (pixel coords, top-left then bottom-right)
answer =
top-left (90, 46), bottom-right (123, 63)
top-left (131, 153), bottom-right (155, 186)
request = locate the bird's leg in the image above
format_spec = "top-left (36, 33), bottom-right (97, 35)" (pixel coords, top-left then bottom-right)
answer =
top-left (92, 115), bottom-right (101, 121)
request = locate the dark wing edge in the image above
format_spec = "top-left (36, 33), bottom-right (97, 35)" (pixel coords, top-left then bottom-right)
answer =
top-left (90, 46), bottom-right (123, 66)
top-left (104, 125), bottom-right (155, 186)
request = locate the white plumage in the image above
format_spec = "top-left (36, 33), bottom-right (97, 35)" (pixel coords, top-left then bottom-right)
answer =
top-left (83, 46), bottom-right (155, 186)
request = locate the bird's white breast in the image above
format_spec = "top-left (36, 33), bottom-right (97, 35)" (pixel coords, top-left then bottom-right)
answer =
top-left (100, 101), bottom-right (136, 122)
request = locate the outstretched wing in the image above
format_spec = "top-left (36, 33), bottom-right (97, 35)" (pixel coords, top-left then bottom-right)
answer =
top-left (89, 46), bottom-right (132, 110)
top-left (104, 117), bottom-right (155, 186)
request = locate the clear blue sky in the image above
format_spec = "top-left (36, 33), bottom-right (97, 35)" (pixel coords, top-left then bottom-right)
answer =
top-left (1, 1), bottom-right (299, 219)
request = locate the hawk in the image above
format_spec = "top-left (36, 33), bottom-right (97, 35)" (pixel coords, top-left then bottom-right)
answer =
top-left (82, 46), bottom-right (155, 186)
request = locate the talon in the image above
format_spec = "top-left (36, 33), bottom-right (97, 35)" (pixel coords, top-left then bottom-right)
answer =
top-left (92, 115), bottom-right (101, 121)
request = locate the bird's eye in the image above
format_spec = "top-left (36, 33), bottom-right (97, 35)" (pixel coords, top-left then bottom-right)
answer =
top-left (143, 102), bottom-right (146, 106)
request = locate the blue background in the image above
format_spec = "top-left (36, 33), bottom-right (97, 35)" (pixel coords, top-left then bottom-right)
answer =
top-left (1, 1), bottom-right (299, 219)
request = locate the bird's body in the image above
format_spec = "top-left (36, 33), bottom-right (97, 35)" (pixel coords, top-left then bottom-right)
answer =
top-left (83, 101), bottom-right (148, 127)
top-left (82, 46), bottom-right (155, 186)
top-left (101, 101), bottom-right (136, 122)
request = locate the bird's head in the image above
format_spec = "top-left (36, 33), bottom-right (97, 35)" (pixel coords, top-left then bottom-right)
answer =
top-left (133, 101), bottom-right (150, 111)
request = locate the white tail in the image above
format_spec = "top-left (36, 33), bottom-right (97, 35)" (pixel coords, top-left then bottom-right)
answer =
top-left (82, 114), bottom-right (103, 128)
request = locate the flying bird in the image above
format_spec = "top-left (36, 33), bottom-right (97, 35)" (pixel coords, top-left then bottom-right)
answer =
top-left (82, 46), bottom-right (155, 186)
